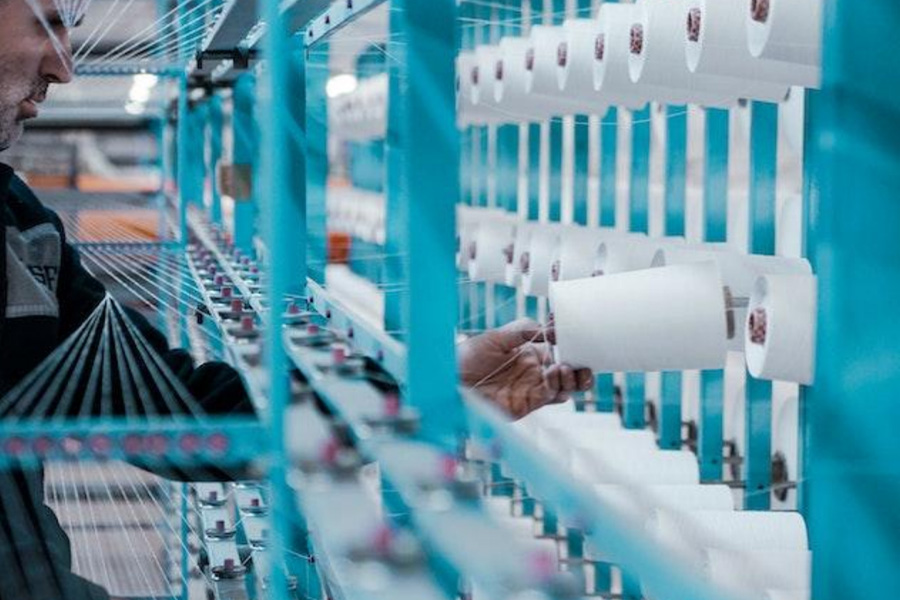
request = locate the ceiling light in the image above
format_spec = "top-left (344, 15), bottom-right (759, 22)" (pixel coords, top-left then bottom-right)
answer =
top-left (326, 74), bottom-right (358, 99)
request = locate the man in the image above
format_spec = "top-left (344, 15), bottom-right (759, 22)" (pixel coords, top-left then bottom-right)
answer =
top-left (0, 1), bottom-right (592, 598)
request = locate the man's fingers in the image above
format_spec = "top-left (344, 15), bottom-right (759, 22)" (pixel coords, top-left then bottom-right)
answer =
top-left (493, 318), bottom-right (547, 351)
top-left (526, 383), bottom-right (553, 415)
top-left (552, 392), bottom-right (572, 404)
top-left (575, 368), bottom-right (594, 391)
top-left (545, 364), bottom-right (564, 394)
top-left (559, 364), bottom-right (577, 392)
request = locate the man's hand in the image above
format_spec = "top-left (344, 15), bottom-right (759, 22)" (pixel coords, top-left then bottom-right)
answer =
top-left (458, 319), bottom-right (594, 419)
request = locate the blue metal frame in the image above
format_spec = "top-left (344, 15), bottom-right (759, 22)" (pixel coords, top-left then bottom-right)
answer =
top-left (494, 0), bottom-right (519, 327)
top-left (394, 0), bottom-right (462, 446)
top-left (623, 105), bottom-right (651, 431)
top-left (232, 72), bottom-right (258, 254)
top-left (804, 1), bottom-right (900, 597)
top-left (698, 107), bottom-right (729, 482)
top-left (658, 105), bottom-right (687, 450)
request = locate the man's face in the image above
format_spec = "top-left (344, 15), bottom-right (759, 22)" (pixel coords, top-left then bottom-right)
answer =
top-left (0, 0), bottom-right (73, 151)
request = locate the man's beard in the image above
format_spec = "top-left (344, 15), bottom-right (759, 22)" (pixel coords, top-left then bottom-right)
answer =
top-left (0, 103), bottom-right (24, 152)
top-left (0, 77), bottom-right (47, 152)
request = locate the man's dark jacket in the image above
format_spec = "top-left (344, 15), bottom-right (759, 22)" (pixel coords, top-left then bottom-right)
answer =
top-left (0, 163), bottom-right (253, 599)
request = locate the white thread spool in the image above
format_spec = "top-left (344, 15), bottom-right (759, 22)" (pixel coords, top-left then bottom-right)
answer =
top-left (495, 37), bottom-right (560, 121)
top-left (593, 4), bottom-right (649, 109)
top-left (684, 0), bottom-right (796, 100)
top-left (558, 18), bottom-right (609, 116)
top-left (528, 410), bottom-right (623, 436)
top-left (471, 45), bottom-right (509, 123)
top-left (747, 0), bottom-right (822, 69)
top-left (594, 483), bottom-right (735, 516)
top-left (550, 226), bottom-right (620, 283)
top-left (648, 509), bottom-right (809, 555)
top-left (745, 274), bottom-right (817, 384)
top-left (521, 225), bottom-right (563, 297)
top-left (538, 425), bottom-right (647, 466)
top-left (506, 221), bottom-right (534, 286)
top-left (704, 548), bottom-right (811, 595)
top-left (652, 248), bottom-right (812, 351)
top-left (595, 236), bottom-right (684, 275)
top-left (457, 206), bottom-right (480, 270)
top-left (585, 483), bottom-right (734, 559)
top-left (572, 447), bottom-right (701, 485)
top-left (550, 262), bottom-right (729, 373)
top-left (514, 399), bottom-right (600, 432)
top-left (765, 590), bottom-right (811, 600)
top-left (628, 0), bottom-right (737, 107)
top-left (459, 51), bottom-right (501, 126)
top-left (469, 212), bottom-right (517, 283)
top-left (526, 25), bottom-right (604, 115)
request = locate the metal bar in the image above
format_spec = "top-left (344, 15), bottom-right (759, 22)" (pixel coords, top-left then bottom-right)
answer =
top-left (258, 0), bottom-right (298, 594)
top-left (302, 0), bottom-right (386, 48)
top-left (306, 40), bottom-right (329, 285)
top-left (384, 2), bottom-right (406, 337)
top-left (397, 0), bottom-right (462, 446)
top-left (209, 93), bottom-right (224, 226)
top-left (804, 1), bottom-right (900, 596)
top-left (176, 74), bottom-right (190, 244)
top-left (231, 72), bottom-right (257, 253)
top-left (594, 102), bottom-right (618, 414)
top-left (0, 418), bottom-right (265, 468)
top-left (699, 106), bottom-right (729, 482)
top-left (573, 114), bottom-right (590, 226)
top-left (658, 104), bottom-right (688, 450)
top-left (623, 105), bottom-right (651, 430)
top-left (494, 0), bottom-right (519, 327)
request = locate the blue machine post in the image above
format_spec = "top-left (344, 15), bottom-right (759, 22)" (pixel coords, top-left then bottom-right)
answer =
top-left (699, 108), bottom-right (729, 481)
top-left (472, 0), bottom-right (491, 334)
top-left (564, 0), bottom-right (594, 580)
top-left (384, 4), bottom-right (408, 336)
top-left (208, 93), bottom-right (224, 226)
top-left (744, 101), bottom-right (777, 510)
top-left (594, 98), bottom-right (619, 414)
top-left (232, 73), bottom-right (257, 254)
top-left (259, 0), bottom-right (305, 595)
top-left (456, 1), bottom-right (475, 334)
top-left (658, 105), bottom-right (687, 450)
top-left (306, 42), bottom-right (329, 285)
top-left (494, 0), bottom-right (518, 327)
top-left (189, 100), bottom-right (207, 207)
top-left (521, 0), bottom-right (543, 322)
top-left (804, 1), bottom-right (900, 596)
top-left (619, 100), bottom-right (653, 600)
top-left (623, 105), bottom-right (651, 430)
top-left (547, 0), bottom-right (565, 226)
top-left (176, 74), bottom-right (190, 244)
top-left (396, 0), bottom-right (462, 447)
